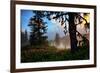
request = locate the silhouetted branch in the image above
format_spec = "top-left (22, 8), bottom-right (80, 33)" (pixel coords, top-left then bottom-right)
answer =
top-left (76, 14), bottom-right (88, 26)
top-left (53, 13), bottom-right (69, 21)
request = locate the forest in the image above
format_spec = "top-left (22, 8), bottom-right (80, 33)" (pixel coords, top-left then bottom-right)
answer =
top-left (21, 10), bottom-right (90, 62)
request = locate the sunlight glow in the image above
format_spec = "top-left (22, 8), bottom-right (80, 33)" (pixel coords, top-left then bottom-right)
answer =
top-left (81, 13), bottom-right (90, 28)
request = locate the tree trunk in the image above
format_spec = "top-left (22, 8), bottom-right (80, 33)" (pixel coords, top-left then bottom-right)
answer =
top-left (68, 13), bottom-right (78, 52)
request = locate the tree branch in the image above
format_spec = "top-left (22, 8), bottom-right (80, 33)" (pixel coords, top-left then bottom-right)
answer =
top-left (76, 30), bottom-right (89, 41)
top-left (53, 13), bottom-right (69, 21)
top-left (76, 14), bottom-right (88, 26)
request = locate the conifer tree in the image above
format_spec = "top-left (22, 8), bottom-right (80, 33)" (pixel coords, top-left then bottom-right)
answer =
top-left (28, 11), bottom-right (48, 48)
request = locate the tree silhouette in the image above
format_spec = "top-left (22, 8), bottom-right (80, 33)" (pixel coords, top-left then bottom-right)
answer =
top-left (21, 30), bottom-right (25, 44)
top-left (24, 30), bottom-right (28, 41)
top-left (48, 12), bottom-right (89, 52)
top-left (55, 33), bottom-right (60, 46)
top-left (28, 11), bottom-right (48, 48)
top-left (68, 13), bottom-right (78, 52)
top-left (21, 29), bottom-right (28, 47)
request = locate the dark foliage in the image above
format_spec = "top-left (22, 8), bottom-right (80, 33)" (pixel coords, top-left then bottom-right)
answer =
top-left (28, 11), bottom-right (48, 48)
top-left (21, 46), bottom-right (89, 62)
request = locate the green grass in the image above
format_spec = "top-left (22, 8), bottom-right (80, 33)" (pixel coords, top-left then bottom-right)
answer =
top-left (21, 46), bottom-right (89, 63)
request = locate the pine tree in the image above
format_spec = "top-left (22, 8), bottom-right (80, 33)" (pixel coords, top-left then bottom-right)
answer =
top-left (28, 11), bottom-right (48, 48)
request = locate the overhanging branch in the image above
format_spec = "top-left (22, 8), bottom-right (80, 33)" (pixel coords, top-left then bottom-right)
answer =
top-left (52, 13), bottom-right (69, 21)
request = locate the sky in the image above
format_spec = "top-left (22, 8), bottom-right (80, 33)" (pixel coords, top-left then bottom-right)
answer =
top-left (21, 10), bottom-right (90, 41)
top-left (21, 10), bottom-right (65, 40)
top-left (21, 10), bottom-right (33, 32)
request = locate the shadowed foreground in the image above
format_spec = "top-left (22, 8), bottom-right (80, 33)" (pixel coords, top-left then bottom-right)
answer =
top-left (21, 46), bottom-right (89, 63)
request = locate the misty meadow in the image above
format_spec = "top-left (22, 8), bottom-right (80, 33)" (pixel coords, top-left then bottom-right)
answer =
top-left (21, 10), bottom-right (90, 62)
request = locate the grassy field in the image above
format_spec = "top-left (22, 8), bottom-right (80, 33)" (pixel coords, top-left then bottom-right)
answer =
top-left (21, 46), bottom-right (89, 63)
